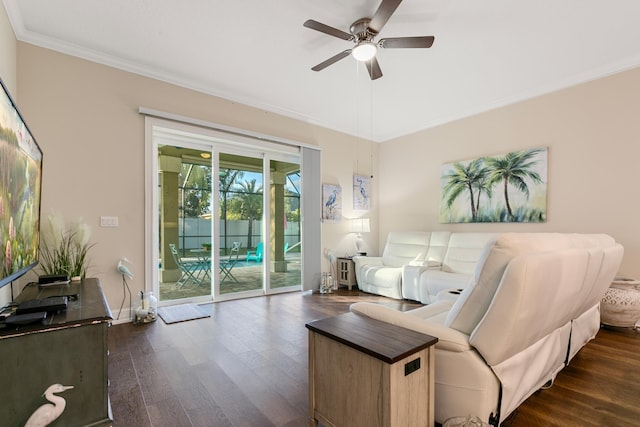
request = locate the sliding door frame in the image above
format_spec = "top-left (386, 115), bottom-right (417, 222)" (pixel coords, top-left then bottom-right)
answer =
top-left (143, 111), bottom-right (321, 304)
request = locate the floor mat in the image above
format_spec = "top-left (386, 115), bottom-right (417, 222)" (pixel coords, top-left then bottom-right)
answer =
top-left (158, 303), bottom-right (210, 324)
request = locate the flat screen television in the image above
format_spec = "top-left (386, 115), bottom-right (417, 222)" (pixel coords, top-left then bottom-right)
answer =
top-left (0, 77), bottom-right (43, 290)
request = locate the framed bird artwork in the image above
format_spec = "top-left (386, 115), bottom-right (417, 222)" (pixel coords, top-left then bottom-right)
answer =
top-left (322, 183), bottom-right (342, 222)
top-left (353, 174), bottom-right (370, 211)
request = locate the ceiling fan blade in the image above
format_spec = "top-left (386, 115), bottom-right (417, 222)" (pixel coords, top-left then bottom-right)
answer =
top-left (303, 20), bottom-right (353, 41)
top-left (379, 36), bottom-right (435, 49)
top-left (368, 0), bottom-right (403, 34)
top-left (365, 57), bottom-right (383, 80)
top-left (311, 50), bottom-right (352, 71)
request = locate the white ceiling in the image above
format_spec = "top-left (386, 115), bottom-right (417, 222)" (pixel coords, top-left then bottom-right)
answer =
top-left (4, 0), bottom-right (640, 142)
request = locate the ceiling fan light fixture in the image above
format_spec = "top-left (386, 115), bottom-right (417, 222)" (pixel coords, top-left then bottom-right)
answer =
top-left (351, 42), bottom-right (377, 61)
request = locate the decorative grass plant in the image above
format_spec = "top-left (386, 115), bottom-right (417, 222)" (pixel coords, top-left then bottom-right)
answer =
top-left (39, 212), bottom-right (94, 279)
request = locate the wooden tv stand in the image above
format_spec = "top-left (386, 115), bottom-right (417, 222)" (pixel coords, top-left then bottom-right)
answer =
top-left (0, 278), bottom-right (113, 426)
top-left (306, 312), bottom-right (438, 427)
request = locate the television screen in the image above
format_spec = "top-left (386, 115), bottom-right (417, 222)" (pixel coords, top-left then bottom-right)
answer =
top-left (0, 77), bottom-right (43, 290)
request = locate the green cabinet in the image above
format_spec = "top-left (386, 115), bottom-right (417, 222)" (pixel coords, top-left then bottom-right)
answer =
top-left (0, 278), bottom-right (112, 426)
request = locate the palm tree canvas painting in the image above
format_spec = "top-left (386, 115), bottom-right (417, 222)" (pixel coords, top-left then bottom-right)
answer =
top-left (322, 184), bottom-right (342, 222)
top-left (440, 147), bottom-right (548, 223)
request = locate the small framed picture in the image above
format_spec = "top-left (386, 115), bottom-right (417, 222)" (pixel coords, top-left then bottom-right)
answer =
top-left (353, 174), bottom-right (370, 211)
top-left (322, 183), bottom-right (342, 221)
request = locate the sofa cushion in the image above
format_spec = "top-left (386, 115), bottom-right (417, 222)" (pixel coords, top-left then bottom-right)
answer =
top-left (381, 231), bottom-right (431, 267)
top-left (350, 301), bottom-right (472, 352)
top-left (442, 233), bottom-right (499, 275)
top-left (419, 270), bottom-right (472, 303)
top-left (567, 233), bottom-right (615, 248)
top-left (445, 233), bottom-right (575, 334)
top-left (352, 256), bottom-right (380, 293)
top-left (470, 249), bottom-right (590, 365)
top-left (363, 266), bottom-right (403, 290)
top-left (404, 301), bottom-right (453, 325)
top-left (425, 231), bottom-right (451, 264)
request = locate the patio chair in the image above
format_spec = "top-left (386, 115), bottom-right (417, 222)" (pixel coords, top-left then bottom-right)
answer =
top-left (168, 243), bottom-right (202, 288)
top-left (221, 242), bottom-right (241, 283)
top-left (246, 242), bottom-right (263, 263)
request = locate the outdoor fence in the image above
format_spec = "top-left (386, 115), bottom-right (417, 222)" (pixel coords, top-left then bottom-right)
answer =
top-left (177, 218), bottom-right (300, 253)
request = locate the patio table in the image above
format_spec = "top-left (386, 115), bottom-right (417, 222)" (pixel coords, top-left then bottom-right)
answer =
top-left (189, 249), bottom-right (212, 282)
top-left (190, 249), bottom-right (243, 283)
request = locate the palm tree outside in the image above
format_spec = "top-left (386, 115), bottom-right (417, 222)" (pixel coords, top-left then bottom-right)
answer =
top-left (219, 169), bottom-right (244, 252)
top-left (219, 169), bottom-right (244, 219)
top-left (235, 179), bottom-right (263, 249)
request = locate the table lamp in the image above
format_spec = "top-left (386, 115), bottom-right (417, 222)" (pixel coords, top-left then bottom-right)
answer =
top-left (351, 218), bottom-right (370, 255)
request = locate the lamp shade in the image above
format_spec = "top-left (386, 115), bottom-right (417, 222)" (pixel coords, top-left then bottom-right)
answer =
top-left (351, 218), bottom-right (371, 234)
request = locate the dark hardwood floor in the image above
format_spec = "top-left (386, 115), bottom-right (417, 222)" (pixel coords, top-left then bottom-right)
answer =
top-left (108, 289), bottom-right (640, 426)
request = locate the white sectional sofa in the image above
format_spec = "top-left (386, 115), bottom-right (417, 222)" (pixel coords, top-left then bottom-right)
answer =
top-left (353, 231), bottom-right (498, 303)
top-left (350, 232), bottom-right (624, 426)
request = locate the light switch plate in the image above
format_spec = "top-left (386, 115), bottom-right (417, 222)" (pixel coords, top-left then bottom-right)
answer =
top-left (100, 216), bottom-right (119, 227)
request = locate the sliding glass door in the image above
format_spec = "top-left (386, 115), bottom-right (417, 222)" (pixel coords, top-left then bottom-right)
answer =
top-left (267, 159), bottom-right (302, 292)
top-left (217, 152), bottom-right (265, 298)
top-left (156, 143), bottom-right (213, 302)
top-left (215, 152), bottom-right (302, 298)
top-left (149, 120), bottom-right (302, 304)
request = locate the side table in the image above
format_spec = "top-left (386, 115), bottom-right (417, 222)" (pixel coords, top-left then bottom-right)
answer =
top-left (337, 257), bottom-right (357, 290)
top-left (306, 312), bottom-right (438, 427)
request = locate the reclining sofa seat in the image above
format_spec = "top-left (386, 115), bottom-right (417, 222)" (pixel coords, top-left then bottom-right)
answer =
top-left (403, 233), bottom-right (499, 303)
top-left (353, 231), bottom-right (434, 299)
top-left (350, 233), bottom-right (623, 425)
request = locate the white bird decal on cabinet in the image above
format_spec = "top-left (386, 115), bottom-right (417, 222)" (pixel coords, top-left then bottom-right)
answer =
top-left (25, 384), bottom-right (74, 427)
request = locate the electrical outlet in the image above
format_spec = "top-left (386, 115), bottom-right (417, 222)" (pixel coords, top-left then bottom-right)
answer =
top-left (404, 357), bottom-right (421, 376)
top-left (100, 216), bottom-right (119, 227)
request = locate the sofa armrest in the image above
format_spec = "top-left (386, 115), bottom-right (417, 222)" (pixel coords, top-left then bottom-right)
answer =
top-left (436, 288), bottom-right (465, 302)
top-left (402, 265), bottom-right (423, 301)
top-left (402, 263), bottom-right (444, 302)
top-left (352, 255), bottom-right (383, 267)
top-left (349, 302), bottom-right (472, 352)
top-left (410, 260), bottom-right (443, 268)
top-left (402, 263), bottom-right (443, 282)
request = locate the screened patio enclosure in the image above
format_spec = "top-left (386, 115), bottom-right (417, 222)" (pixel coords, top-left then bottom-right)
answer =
top-left (156, 144), bottom-right (302, 302)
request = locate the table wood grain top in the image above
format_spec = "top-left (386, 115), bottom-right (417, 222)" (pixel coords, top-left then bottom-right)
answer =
top-left (306, 311), bottom-right (437, 364)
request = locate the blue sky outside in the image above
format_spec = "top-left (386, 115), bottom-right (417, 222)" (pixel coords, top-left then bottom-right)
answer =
top-left (240, 171), bottom-right (300, 194)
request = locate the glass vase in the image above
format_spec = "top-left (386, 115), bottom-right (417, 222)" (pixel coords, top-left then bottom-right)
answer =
top-left (134, 291), bottom-right (158, 324)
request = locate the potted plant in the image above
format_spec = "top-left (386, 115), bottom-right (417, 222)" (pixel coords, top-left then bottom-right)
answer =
top-left (39, 212), bottom-right (95, 281)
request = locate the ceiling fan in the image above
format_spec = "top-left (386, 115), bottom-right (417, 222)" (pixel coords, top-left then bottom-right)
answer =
top-left (303, 0), bottom-right (435, 80)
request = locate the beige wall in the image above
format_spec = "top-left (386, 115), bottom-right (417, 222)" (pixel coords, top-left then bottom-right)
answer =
top-left (11, 43), bottom-right (378, 311)
top-left (0, 4), bottom-right (16, 95)
top-left (319, 136), bottom-right (379, 260)
top-left (378, 67), bottom-right (640, 278)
